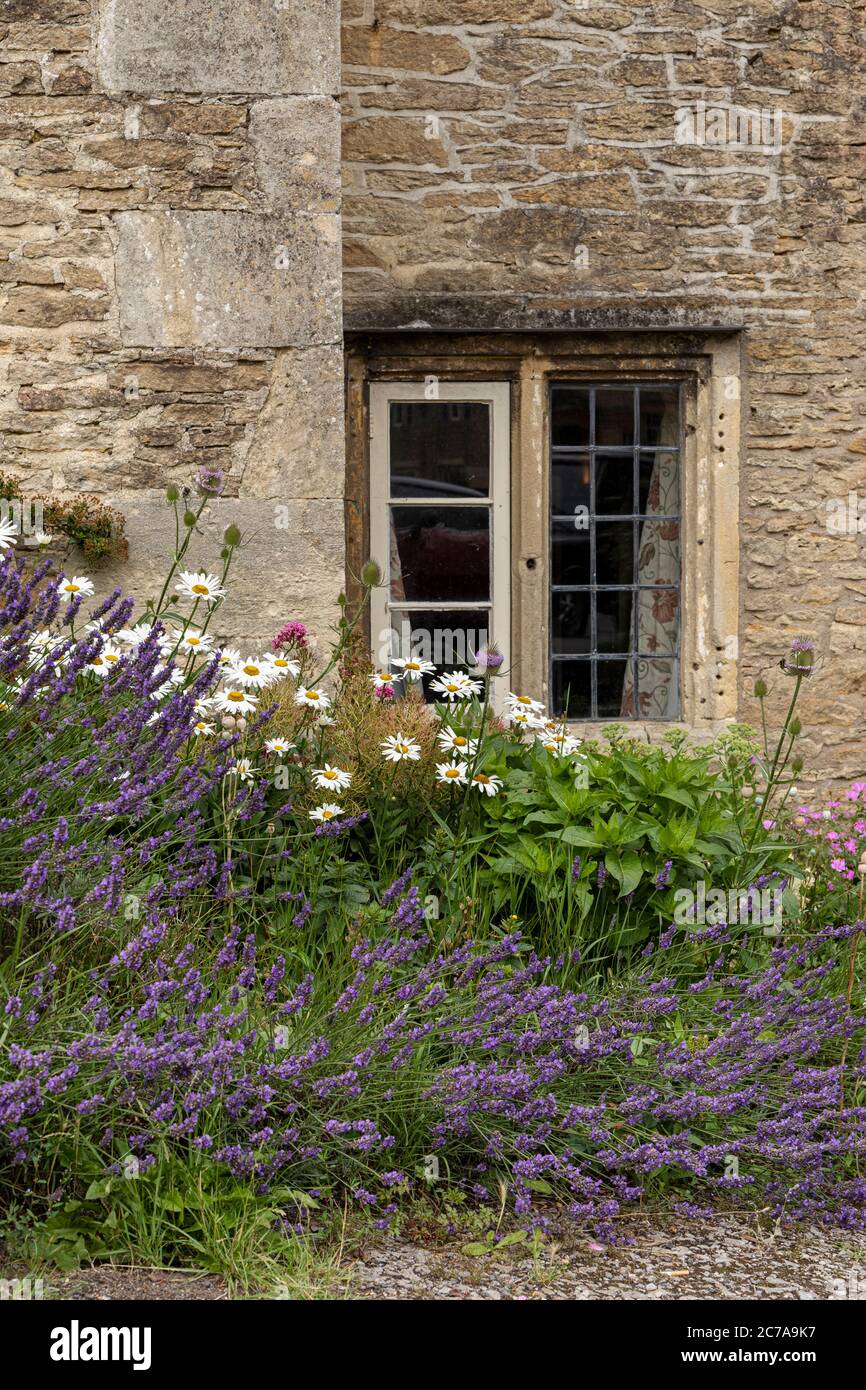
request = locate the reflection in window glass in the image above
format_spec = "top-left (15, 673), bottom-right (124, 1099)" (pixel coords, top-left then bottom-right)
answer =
top-left (390, 505), bottom-right (489, 603)
top-left (550, 384), bottom-right (681, 719)
top-left (390, 402), bottom-right (490, 496)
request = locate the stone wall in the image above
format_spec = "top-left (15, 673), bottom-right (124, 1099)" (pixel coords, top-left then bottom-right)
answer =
top-left (0, 0), bottom-right (344, 649)
top-left (341, 0), bottom-right (866, 786)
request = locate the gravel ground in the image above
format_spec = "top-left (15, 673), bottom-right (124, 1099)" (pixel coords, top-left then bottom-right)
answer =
top-left (350, 1215), bottom-right (866, 1301)
top-left (7, 1214), bottom-right (866, 1300)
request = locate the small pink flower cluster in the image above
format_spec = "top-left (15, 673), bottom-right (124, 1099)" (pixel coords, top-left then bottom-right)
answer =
top-left (793, 783), bottom-right (866, 890)
top-left (272, 620), bottom-right (308, 651)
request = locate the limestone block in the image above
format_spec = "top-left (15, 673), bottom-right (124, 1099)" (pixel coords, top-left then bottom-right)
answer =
top-left (97, 0), bottom-right (341, 97)
top-left (248, 98), bottom-right (341, 215)
top-left (114, 210), bottom-right (341, 348)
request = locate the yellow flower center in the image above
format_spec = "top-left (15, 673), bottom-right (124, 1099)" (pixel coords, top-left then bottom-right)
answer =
top-left (324, 770), bottom-right (337, 780)
top-left (191, 583), bottom-right (209, 595)
top-left (66, 584), bottom-right (80, 593)
top-left (453, 736), bottom-right (467, 747)
top-left (322, 809), bottom-right (334, 820)
top-left (445, 768), bottom-right (461, 779)
top-left (242, 664), bottom-right (259, 676)
top-left (397, 744), bottom-right (409, 754)
top-left (227, 691), bottom-right (244, 703)
top-left (474, 774), bottom-right (490, 784)
top-left (104, 652), bottom-right (120, 662)
top-left (305, 690), bottom-right (320, 700)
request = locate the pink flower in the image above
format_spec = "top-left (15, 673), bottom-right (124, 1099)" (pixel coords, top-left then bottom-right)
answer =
top-left (762, 818), bottom-right (776, 830)
top-left (374, 684), bottom-right (395, 701)
top-left (829, 858), bottom-right (847, 873)
top-left (844, 839), bottom-right (857, 853)
top-left (272, 620), bottom-right (308, 651)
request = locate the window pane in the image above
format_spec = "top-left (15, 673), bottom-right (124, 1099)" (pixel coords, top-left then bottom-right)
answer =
top-left (385, 608), bottom-right (491, 688)
top-left (552, 659), bottom-right (591, 718)
top-left (391, 505), bottom-right (489, 602)
top-left (551, 388), bottom-right (590, 447)
top-left (596, 590), bottom-right (633, 654)
top-left (595, 453), bottom-right (633, 515)
top-left (637, 518), bottom-right (680, 585)
top-left (552, 591), bottom-right (591, 655)
top-left (389, 401), bottom-right (489, 496)
top-left (595, 389), bottom-right (634, 446)
top-left (552, 456), bottom-right (591, 514)
top-left (639, 451), bottom-right (678, 515)
top-left (596, 659), bottom-right (629, 717)
top-left (595, 521), bottom-right (634, 586)
top-left (635, 658), bottom-right (680, 719)
top-left (639, 387), bottom-right (679, 446)
top-left (552, 518), bottom-right (590, 585)
top-left (635, 589), bottom-right (679, 653)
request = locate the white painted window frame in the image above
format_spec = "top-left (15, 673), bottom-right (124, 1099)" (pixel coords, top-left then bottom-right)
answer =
top-left (369, 381), bottom-right (511, 705)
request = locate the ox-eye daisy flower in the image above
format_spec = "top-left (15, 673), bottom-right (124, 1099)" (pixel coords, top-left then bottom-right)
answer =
top-left (430, 671), bottom-right (482, 700)
top-left (392, 654), bottom-right (435, 680)
top-left (0, 517), bottom-right (18, 550)
top-left (264, 653), bottom-right (300, 679)
top-left (87, 643), bottom-right (123, 675)
top-left (193, 719), bottom-right (215, 736)
top-left (175, 571), bottom-right (226, 605)
top-left (506, 692), bottom-right (544, 715)
top-left (217, 646), bottom-right (241, 669)
top-left (214, 687), bottom-right (258, 716)
top-left (311, 763), bottom-right (352, 793)
top-left (265, 737), bottom-right (295, 756)
top-left (381, 733), bottom-right (422, 763)
top-left (59, 574), bottom-right (94, 599)
top-left (179, 630), bottom-right (214, 655)
top-left (437, 729), bottom-right (478, 757)
top-left (117, 621), bottom-right (154, 647)
top-left (471, 771), bottom-right (502, 796)
top-left (295, 687), bottom-right (331, 711)
top-left (436, 760), bottom-right (467, 786)
top-left (227, 655), bottom-right (274, 690)
top-left (369, 668), bottom-right (395, 690)
top-left (310, 803), bottom-right (342, 823)
top-left (226, 758), bottom-right (255, 783)
top-left (31, 530), bottom-right (54, 546)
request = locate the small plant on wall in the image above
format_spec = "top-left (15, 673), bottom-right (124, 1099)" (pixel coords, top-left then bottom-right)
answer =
top-left (0, 471), bottom-right (127, 562)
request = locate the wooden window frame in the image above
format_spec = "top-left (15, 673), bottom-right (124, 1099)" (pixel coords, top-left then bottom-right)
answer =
top-left (346, 330), bottom-right (742, 736)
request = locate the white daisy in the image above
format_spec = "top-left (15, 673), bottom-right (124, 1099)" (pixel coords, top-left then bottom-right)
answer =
top-left (194, 696), bottom-right (216, 717)
top-left (295, 687), bottom-right (331, 711)
top-left (265, 737), bottom-right (295, 756)
top-left (392, 654), bottom-right (435, 681)
top-left (117, 621), bottom-right (154, 647)
top-left (506, 693), bottom-right (545, 715)
top-left (436, 760), bottom-right (468, 786)
top-left (59, 574), bottom-right (94, 599)
top-left (437, 729), bottom-right (479, 757)
top-left (193, 719), bottom-right (215, 736)
top-left (369, 668), bottom-right (396, 690)
top-left (226, 757), bottom-right (256, 782)
top-left (311, 763), bottom-right (352, 793)
top-left (430, 671), bottom-right (482, 700)
top-left (381, 733), bottom-right (422, 763)
top-left (227, 655), bottom-right (274, 690)
top-left (179, 630), bottom-right (214, 655)
top-left (506, 707), bottom-right (545, 731)
top-left (175, 571), bottom-right (226, 605)
top-left (310, 803), bottom-right (343, 823)
top-left (217, 646), bottom-right (242, 669)
top-left (470, 771), bottom-right (502, 797)
top-left (86, 643), bottom-right (123, 676)
top-left (264, 653), bottom-right (300, 679)
top-left (0, 517), bottom-right (18, 550)
top-left (214, 687), bottom-right (259, 716)
top-left (31, 530), bottom-right (54, 546)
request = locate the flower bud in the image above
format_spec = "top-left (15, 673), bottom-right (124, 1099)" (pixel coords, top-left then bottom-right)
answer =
top-left (166, 484), bottom-right (180, 503)
top-left (361, 558), bottom-right (382, 587)
top-left (754, 678), bottom-right (767, 698)
top-left (183, 510), bottom-right (197, 529)
top-left (789, 717), bottom-right (802, 738)
top-left (223, 523), bottom-right (242, 548)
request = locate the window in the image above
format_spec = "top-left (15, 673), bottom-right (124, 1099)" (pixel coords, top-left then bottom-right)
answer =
top-left (368, 382), bottom-right (510, 696)
top-left (348, 331), bottom-right (740, 731)
top-left (549, 383), bottom-right (681, 720)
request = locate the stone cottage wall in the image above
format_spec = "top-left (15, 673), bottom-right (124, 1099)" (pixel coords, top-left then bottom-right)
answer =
top-left (0, 0), bottom-right (345, 649)
top-left (341, 0), bottom-right (866, 787)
